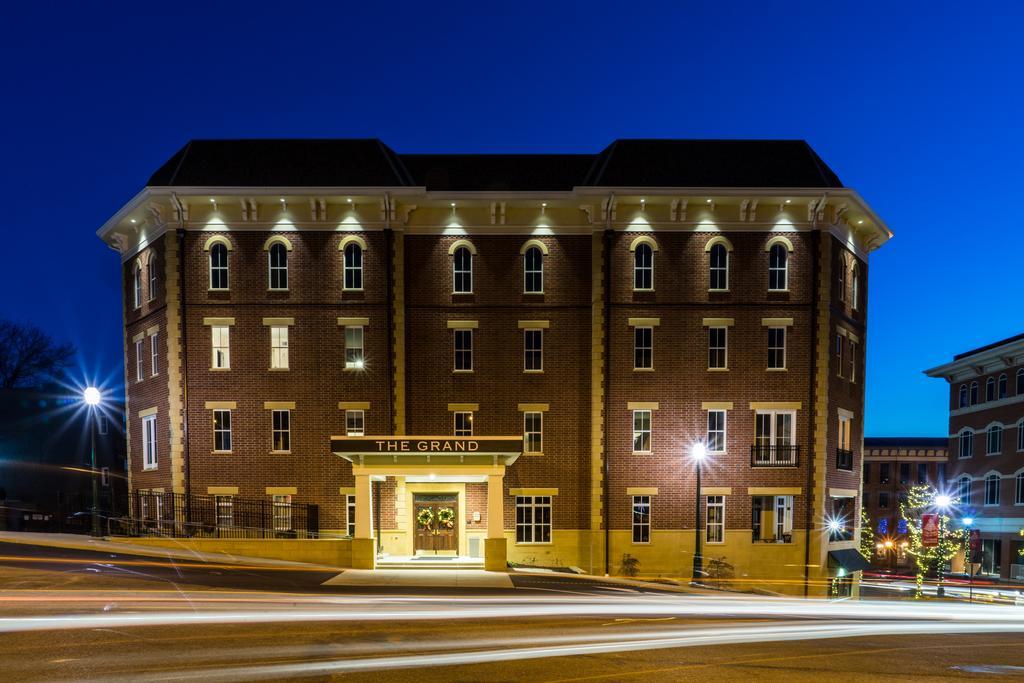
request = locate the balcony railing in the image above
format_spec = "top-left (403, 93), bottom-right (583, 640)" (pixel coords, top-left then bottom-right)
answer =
top-left (836, 448), bottom-right (854, 471)
top-left (750, 444), bottom-right (800, 467)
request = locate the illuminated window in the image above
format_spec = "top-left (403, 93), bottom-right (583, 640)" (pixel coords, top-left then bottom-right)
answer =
top-left (632, 495), bottom-right (651, 544)
top-left (142, 415), bottom-right (157, 470)
top-left (345, 326), bottom-right (364, 369)
top-left (346, 495), bottom-right (356, 536)
top-left (706, 495), bottom-right (724, 544)
top-left (211, 326), bottom-right (230, 369)
top-left (270, 326), bottom-right (289, 369)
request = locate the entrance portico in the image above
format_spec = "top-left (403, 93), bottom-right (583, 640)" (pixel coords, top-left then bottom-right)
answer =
top-left (331, 436), bottom-right (522, 571)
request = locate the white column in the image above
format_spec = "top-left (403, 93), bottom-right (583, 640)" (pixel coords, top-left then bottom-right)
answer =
top-left (355, 473), bottom-right (373, 538)
top-left (487, 473), bottom-right (504, 538)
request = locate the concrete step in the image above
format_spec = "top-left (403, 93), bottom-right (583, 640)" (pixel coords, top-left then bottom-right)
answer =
top-left (377, 559), bottom-right (484, 570)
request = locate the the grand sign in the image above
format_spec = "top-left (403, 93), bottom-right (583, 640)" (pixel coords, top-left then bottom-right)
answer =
top-left (331, 436), bottom-right (523, 456)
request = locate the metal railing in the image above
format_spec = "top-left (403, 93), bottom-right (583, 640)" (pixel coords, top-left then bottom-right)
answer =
top-left (110, 490), bottom-right (319, 539)
top-left (836, 448), bottom-right (854, 471)
top-left (750, 444), bottom-right (800, 467)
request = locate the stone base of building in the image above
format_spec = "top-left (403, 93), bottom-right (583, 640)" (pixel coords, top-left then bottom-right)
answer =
top-left (350, 537), bottom-right (376, 569)
top-left (484, 537), bottom-right (508, 571)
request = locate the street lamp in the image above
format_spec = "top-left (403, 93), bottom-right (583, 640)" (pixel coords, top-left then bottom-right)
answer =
top-left (83, 386), bottom-right (102, 537)
top-left (691, 442), bottom-right (707, 585)
top-left (934, 493), bottom-right (952, 597)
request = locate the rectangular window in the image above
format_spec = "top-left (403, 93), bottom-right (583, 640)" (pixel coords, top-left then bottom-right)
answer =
top-left (632, 495), bottom-right (651, 543)
top-left (149, 264), bottom-right (157, 302)
top-left (270, 326), bottom-right (289, 369)
top-left (753, 410), bottom-right (796, 465)
top-left (937, 463), bottom-right (947, 485)
top-left (899, 463), bottom-right (910, 485)
top-left (848, 340), bottom-right (857, 382)
top-left (1016, 474), bottom-right (1024, 505)
top-left (345, 326), bottom-right (364, 370)
top-left (706, 410), bottom-right (726, 453)
top-left (878, 491), bottom-right (890, 509)
top-left (632, 409), bottom-right (652, 453)
top-left (523, 412), bottom-right (542, 454)
top-left (708, 327), bottom-right (727, 369)
top-left (981, 539), bottom-right (1002, 575)
top-left (767, 327), bottom-right (786, 370)
top-left (959, 477), bottom-right (972, 506)
top-left (634, 327), bottom-right (653, 370)
top-left (524, 329), bottom-right (543, 372)
top-left (98, 414), bottom-right (109, 436)
top-left (212, 326), bottom-right (230, 369)
top-left (150, 333), bottom-right (159, 376)
top-left (454, 411), bottom-right (473, 436)
top-left (216, 495), bottom-right (233, 528)
top-left (751, 495), bottom-right (793, 542)
top-left (346, 494), bottom-right (356, 536)
top-left (272, 494), bottom-right (292, 531)
top-left (917, 463), bottom-right (928, 485)
top-left (345, 410), bottom-right (365, 437)
top-left (272, 409), bottom-right (291, 452)
top-left (135, 339), bottom-right (144, 382)
top-left (100, 467), bottom-right (109, 486)
top-left (706, 495), bottom-right (724, 544)
top-left (142, 414), bottom-right (157, 470)
top-left (837, 414), bottom-right (853, 470)
top-left (828, 497), bottom-right (855, 541)
top-left (454, 329), bottom-right (473, 372)
top-left (213, 409), bottom-right (232, 452)
top-left (836, 334), bottom-right (845, 378)
top-left (879, 462), bottom-right (891, 484)
top-left (515, 495), bottom-right (551, 543)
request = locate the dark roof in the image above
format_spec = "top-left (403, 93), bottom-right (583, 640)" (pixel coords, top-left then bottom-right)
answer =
top-left (953, 332), bottom-right (1024, 361)
top-left (146, 139), bottom-right (843, 190)
top-left (864, 437), bottom-right (949, 449)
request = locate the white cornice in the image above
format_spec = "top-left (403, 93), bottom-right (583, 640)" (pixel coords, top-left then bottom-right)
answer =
top-left (924, 341), bottom-right (1024, 381)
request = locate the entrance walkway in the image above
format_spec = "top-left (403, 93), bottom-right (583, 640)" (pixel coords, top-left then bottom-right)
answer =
top-left (377, 555), bottom-right (484, 570)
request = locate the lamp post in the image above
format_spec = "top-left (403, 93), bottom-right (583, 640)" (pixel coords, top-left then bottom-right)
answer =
top-left (83, 387), bottom-right (102, 537)
top-left (963, 516), bottom-right (975, 603)
top-left (691, 442), bottom-right (707, 585)
top-left (934, 493), bottom-right (952, 598)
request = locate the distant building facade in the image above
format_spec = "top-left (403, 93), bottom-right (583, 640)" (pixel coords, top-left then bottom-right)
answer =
top-left (97, 138), bottom-right (891, 593)
top-left (926, 333), bottom-right (1024, 579)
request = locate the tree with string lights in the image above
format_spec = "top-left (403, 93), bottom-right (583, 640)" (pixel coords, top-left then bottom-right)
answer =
top-left (859, 506), bottom-right (874, 561)
top-left (899, 484), bottom-right (966, 598)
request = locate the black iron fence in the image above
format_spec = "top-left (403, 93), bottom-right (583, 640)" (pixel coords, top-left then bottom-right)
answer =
top-left (107, 490), bottom-right (319, 539)
top-left (750, 444), bottom-right (800, 467)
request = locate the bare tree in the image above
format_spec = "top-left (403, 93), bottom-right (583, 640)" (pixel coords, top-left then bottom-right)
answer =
top-left (0, 320), bottom-right (76, 389)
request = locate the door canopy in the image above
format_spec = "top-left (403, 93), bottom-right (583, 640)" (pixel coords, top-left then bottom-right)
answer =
top-left (331, 436), bottom-right (522, 468)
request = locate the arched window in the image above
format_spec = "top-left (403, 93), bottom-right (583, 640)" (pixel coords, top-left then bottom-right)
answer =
top-left (768, 244), bottom-right (788, 291)
top-left (344, 243), bottom-right (363, 290)
top-left (1018, 369), bottom-right (1024, 395)
top-left (998, 373), bottom-right (1008, 399)
top-left (148, 255), bottom-right (157, 301)
top-left (987, 424), bottom-right (1003, 455)
top-left (985, 474), bottom-right (1001, 506)
top-left (1016, 472), bottom-right (1024, 504)
top-left (851, 264), bottom-right (860, 311)
top-left (837, 258), bottom-right (848, 303)
top-left (209, 243), bottom-right (229, 290)
top-left (268, 243), bottom-right (288, 290)
top-left (633, 243), bottom-right (654, 291)
top-left (958, 385), bottom-right (968, 408)
top-left (1018, 418), bottom-right (1024, 452)
top-left (709, 243), bottom-right (728, 291)
top-left (132, 264), bottom-right (142, 308)
top-left (524, 246), bottom-right (543, 293)
top-left (959, 428), bottom-right (974, 459)
top-left (970, 381), bottom-right (979, 405)
top-left (958, 476), bottom-right (972, 505)
top-left (453, 246), bottom-right (473, 293)
top-left (986, 377), bottom-right (996, 402)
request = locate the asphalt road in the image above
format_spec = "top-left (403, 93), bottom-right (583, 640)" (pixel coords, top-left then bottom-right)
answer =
top-left (4, 539), bottom-right (1024, 681)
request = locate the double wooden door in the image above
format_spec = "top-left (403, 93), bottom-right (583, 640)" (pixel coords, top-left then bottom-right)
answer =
top-left (413, 494), bottom-right (458, 553)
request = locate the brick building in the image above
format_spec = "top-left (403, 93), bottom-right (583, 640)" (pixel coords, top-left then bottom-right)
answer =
top-left (861, 437), bottom-right (948, 572)
top-left (925, 333), bottom-right (1024, 579)
top-left (97, 139), bottom-right (891, 593)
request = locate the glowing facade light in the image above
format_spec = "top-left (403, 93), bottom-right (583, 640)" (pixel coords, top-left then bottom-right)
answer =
top-left (785, 199), bottom-right (791, 204)
top-left (83, 387), bottom-right (102, 406)
top-left (826, 519), bottom-right (842, 533)
top-left (963, 517), bottom-right (974, 527)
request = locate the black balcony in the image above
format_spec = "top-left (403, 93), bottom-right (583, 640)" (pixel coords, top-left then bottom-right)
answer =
top-left (836, 448), bottom-right (854, 471)
top-left (750, 444), bottom-right (800, 467)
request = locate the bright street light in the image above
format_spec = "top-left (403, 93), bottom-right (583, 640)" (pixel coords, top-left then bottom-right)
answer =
top-left (83, 386), bottom-right (102, 406)
top-left (963, 517), bottom-right (974, 527)
top-left (934, 494), bottom-right (952, 509)
top-left (692, 442), bottom-right (706, 460)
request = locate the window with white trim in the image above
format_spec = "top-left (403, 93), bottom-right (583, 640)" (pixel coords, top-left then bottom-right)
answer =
top-left (836, 333), bottom-right (844, 378)
top-left (345, 410), bottom-right (365, 437)
top-left (454, 411), bottom-right (473, 436)
top-left (344, 243), bottom-right (363, 290)
top-left (706, 410), bottom-right (726, 453)
top-left (453, 329), bottom-right (472, 371)
top-left (634, 327), bottom-right (653, 370)
top-left (1018, 418), bottom-right (1024, 452)
top-left (142, 414), bottom-right (157, 470)
top-left (708, 327), bottom-right (727, 370)
top-left (851, 264), bottom-right (859, 311)
top-left (216, 495), bottom-right (233, 528)
top-left (133, 264), bottom-right (142, 309)
top-left (986, 377), bottom-right (996, 402)
top-left (212, 326), bottom-right (230, 369)
top-left (958, 385), bottom-right (968, 408)
top-left (345, 326), bottom-right (364, 370)
top-left (1016, 473), bottom-right (1024, 505)
top-left (524, 329), bottom-right (543, 372)
top-left (985, 474), bottom-right (1001, 506)
top-left (135, 339), bottom-right (144, 382)
top-left (709, 243), bottom-right (728, 290)
top-left (847, 339), bottom-right (857, 382)
top-left (752, 495), bottom-right (793, 542)
top-left (767, 327), bottom-right (786, 370)
top-left (213, 409), bottom-right (232, 452)
top-left (268, 243), bottom-right (288, 290)
top-left (523, 412), bottom-right (542, 454)
top-left (633, 243), bottom-right (653, 291)
top-left (987, 425), bottom-right (1003, 455)
top-left (150, 332), bottom-right (159, 376)
top-left (837, 259), bottom-right (848, 303)
top-left (970, 381), bottom-right (979, 405)
top-left (958, 476), bottom-right (972, 505)
top-left (753, 410), bottom-right (796, 465)
top-left (148, 259), bottom-right (157, 302)
top-left (959, 428), bottom-right (974, 459)
top-left (272, 494), bottom-right (292, 531)
top-left (209, 243), bottom-right (229, 290)
top-left (453, 246), bottom-right (473, 293)
top-left (632, 409), bottom-right (652, 453)
top-left (524, 246), bottom-right (543, 293)
top-left (270, 326), bottom-right (289, 369)
top-left (768, 244), bottom-right (788, 291)
top-left (515, 495), bottom-right (551, 543)
top-left (632, 495), bottom-right (651, 543)
top-left (706, 495), bottom-right (724, 544)
top-left (346, 494), bottom-right (356, 536)
top-left (1018, 369), bottom-right (1024, 395)
top-left (272, 409), bottom-right (290, 452)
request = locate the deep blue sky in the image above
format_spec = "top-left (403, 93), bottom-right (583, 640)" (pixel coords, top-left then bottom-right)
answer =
top-left (2, 2), bottom-right (1021, 436)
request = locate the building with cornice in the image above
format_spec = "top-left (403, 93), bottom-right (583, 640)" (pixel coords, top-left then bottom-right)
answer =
top-left (97, 139), bottom-right (891, 593)
top-left (925, 333), bottom-right (1024, 579)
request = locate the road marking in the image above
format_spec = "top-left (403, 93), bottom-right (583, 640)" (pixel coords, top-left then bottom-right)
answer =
top-left (601, 617), bottom-right (675, 626)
